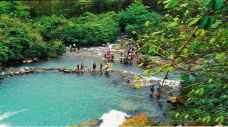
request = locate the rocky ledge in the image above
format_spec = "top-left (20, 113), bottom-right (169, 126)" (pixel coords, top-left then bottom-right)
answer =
top-left (1, 67), bottom-right (180, 95)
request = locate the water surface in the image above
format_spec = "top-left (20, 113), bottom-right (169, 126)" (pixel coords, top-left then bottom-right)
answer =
top-left (0, 72), bottom-right (164, 126)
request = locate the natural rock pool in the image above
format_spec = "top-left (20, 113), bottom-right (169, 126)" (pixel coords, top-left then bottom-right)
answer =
top-left (0, 72), bottom-right (164, 126)
top-left (0, 47), bottom-right (176, 126)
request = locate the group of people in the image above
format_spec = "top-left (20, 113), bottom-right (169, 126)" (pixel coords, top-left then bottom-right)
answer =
top-left (69, 44), bottom-right (80, 52)
top-left (75, 62), bottom-right (112, 75)
top-left (92, 62), bottom-right (112, 72)
top-left (105, 50), bottom-right (114, 62)
top-left (120, 45), bottom-right (139, 64)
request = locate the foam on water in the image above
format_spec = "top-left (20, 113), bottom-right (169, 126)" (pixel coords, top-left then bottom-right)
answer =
top-left (0, 124), bottom-right (9, 127)
top-left (0, 109), bottom-right (27, 121)
top-left (99, 110), bottom-right (129, 127)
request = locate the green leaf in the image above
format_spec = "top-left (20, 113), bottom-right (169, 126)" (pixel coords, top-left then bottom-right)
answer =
top-left (208, 78), bottom-right (213, 83)
top-left (135, 81), bottom-right (142, 89)
top-left (181, 73), bottom-right (190, 81)
top-left (184, 114), bottom-right (189, 119)
top-left (202, 116), bottom-right (211, 123)
top-left (168, 22), bottom-right (178, 28)
top-left (180, 3), bottom-right (188, 7)
top-left (199, 16), bottom-right (214, 29)
top-left (203, 0), bottom-right (212, 7)
top-left (199, 88), bottom-right (204, 95)
top-left (149, 47), bottom-right (157, 54)
top-left (188, 17), bottom-right (201, 26)
top-left (205, 16), bottom-right (215, 29)
top-left (215, 116), bottom-right (224, 123)
top-left (211, 20), bottom-right (221, 28)
top-left (209, 38), bottom-right (216, 43)
top-left (134, 75), bottom-right (141, 81)
top-left (215, 52), bottom-right (226, 62)
top-left (164, 0), bottom-right (178, 9)
top-left (199, 16), bottom-right (209, 29)
top-left (137, 63), bottom-right (144, 67)
top-left (213, 0), bottom-right (224, 10)
top-left (143, 69), bottom-right (153, 76)
top-left (175, 112), bottom-right (180, 118)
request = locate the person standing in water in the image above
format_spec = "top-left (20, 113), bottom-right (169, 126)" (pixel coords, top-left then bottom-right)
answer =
top-left (69, 44), bottom-right (72, 52)
top-left (73, 44), bottom-right (76, 52)
top-left (77, 64), bottom-right (80, 70)
top-left (106, 50), bottom-right (111, 62)
top-left (80, 63), bottom-right (84, 70)
top-left (76, 64), bottom-right (80, 74)
top-left (93, 63), bottom-right (96, 70)
top-left (100, 63), bottom-right (103, 70)
top-left (77, 45), bottom-right (80, 53)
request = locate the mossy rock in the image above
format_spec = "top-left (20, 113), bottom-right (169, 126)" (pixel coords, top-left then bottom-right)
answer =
top-left (121, 114), bottom-right (151, 127)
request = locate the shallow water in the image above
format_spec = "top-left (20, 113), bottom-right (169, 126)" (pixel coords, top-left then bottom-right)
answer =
top-left (0, 49), bottom-right (178, 126)
top-left (19, 52), bottom-right (180, 80)
top-left (0, 72), bottom-right (164, 126)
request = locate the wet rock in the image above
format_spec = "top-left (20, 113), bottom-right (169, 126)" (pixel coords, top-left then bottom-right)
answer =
top-left (23, 59), bottom-right (33, 64)
top-left (20, 67), bottom-right (35, 74)
top-left (168, 96), bottom-right (185, 107)
top-left (59, 69), bottom-right (76, 74)
top-left (0, 72), bottom-right (6, 80)
top-left (73, 119), bottom-right (102, 127)
top-left (120, 114), bottom-right (150, 127)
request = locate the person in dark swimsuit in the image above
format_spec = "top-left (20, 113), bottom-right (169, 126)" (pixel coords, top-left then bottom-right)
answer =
top-left (93, 63), bottom-right (96, 70)
top-left (81, 63), bottom-right (84, 70)
top-left (77, 45), bottom-right (80, 52)
top-left (77, 64), bottom-right (80, 70)
top-left (100, 63), bottom-right (103, 70)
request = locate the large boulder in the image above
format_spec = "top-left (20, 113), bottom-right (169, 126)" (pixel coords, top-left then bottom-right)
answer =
top-left (120, 114), bottom-right (150, 127)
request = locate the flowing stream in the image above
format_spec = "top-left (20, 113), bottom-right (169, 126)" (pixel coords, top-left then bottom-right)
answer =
top-left (0, 47), bottom-right (173, 126)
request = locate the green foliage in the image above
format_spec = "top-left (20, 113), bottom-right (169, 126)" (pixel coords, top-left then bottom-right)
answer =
top-left (135, 0), bottom-right (227, 125)
top-left (119, 1), bottom-right (160, 36)
top-left (0, 1), bottom-right (65, 67)
top-left (0, 1), bottom-right (30, 18)
top-left (25, 0), bottom-right (134, 17)
top-left (35, 15), bottom-right (69, 41)
top-left (0, 1), bottom-right (227, 125)
top-left (63, 12), bottom-right (119, 45)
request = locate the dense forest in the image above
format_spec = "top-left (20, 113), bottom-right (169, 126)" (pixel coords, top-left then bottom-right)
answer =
top-left (0, 0), bottom-right (227, 126)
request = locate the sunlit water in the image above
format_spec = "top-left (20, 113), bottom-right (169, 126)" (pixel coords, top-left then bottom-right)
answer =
top-left (0, 73), bottom-right (164, 126)
top-left (19, 52), bottom-right (180, 79)
top-left (0, 50), bottom-right (176, 126)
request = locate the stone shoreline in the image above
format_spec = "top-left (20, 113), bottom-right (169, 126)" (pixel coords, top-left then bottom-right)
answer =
top-left (0, 67), bottom-right (180, 94)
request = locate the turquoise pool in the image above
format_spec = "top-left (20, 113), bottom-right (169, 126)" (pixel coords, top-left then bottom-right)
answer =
top-left (0, 72), bottom-right (164, 126)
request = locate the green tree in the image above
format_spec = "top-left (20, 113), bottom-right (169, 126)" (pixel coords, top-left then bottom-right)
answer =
top-left (119, 1), bottom-right (160, 38)
top-left (135, 0), bottom-right (227, 125)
